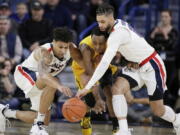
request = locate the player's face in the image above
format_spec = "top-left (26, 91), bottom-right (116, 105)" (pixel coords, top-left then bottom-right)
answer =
top-left (96, 14), bottom-right (113, 32)
top-left (92, 35), bottom-right (106, 54)
top-left (53, 41), bottom-right (69, 58)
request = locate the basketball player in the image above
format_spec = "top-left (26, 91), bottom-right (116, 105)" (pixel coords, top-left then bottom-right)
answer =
top-left (0, 27), bottom-right (74, 135)
top-left (77, 3), bottom-right (180, 135)
top-left (72, 27), bottom-right (149, 135)
top-left (71, 27), bottom-right (119, 135)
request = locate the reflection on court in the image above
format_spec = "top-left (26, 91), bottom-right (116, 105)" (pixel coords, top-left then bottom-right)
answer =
top-left (5, 121), bottom-right (175, 135)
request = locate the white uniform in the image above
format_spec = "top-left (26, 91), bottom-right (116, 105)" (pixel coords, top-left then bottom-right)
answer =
top-left (85, 19), bottom-right (167, 100)
top-left (14, 43), bottom-right (70, 111)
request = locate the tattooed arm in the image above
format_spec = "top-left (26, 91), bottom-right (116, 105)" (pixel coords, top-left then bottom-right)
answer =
top-left (79, 44), bottom-right (95, 76)
top-left (33, 47), bottom-right (72, 97)
top-left (69, 42), bottom-right (85, 68)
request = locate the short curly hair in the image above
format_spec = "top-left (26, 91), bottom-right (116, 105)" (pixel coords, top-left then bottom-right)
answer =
top-left (91, 27), bottom-right (109, 39)
top-left (53, 27), bottom-right (73, 42)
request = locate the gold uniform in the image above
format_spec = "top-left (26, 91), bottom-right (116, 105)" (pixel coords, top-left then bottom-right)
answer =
top-left (71, 35), bottom-right (117, 90)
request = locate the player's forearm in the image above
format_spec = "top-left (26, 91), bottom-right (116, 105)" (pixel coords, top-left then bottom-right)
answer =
top-left (92, 86), bottom-right (101, 101)
top-left (80, 44), bottom-right (94, 75)
top-left (84, 62), bottom-right (94, 76)
top-left (133, 98), bottom-right (149, 104)
top-left (85, 51), bottom-right (116, 90)
top-left (69, 43), bottom-right (85, 68)
top-left (39, 73), bottom-right (61, 90)
top-left (85, 61), bottom-right (110, 90)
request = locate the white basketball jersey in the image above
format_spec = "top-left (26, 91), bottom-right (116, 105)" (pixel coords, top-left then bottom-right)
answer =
top-left (21, 43), bottom-right (70, 76)
top-left (108, 19), bottom-right (155, 63)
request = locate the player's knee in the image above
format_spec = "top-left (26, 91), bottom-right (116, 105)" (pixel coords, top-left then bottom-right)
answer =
top-left (152, 106), bottom-right (165, 117)
top-left (111, 83), bottom-right (125, 95)
top-left (150, 100), bottom-right (165, 117)
top-left (111, 77), bottom-right (129, 95)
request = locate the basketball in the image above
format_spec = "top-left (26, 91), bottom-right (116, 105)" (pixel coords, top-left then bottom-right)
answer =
top-left (62, 97), bottom-right (87, 122)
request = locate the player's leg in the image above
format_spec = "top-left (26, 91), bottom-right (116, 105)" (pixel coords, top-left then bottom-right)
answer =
top-left (99, 68), bottom-right (119, 134)
top-left (104, 86), bottom-right (116, 117)
top-left (149, 99), bottom-right (180, 134)
top-left (36, 80), bottom-right (56, 124)
top-left (111, 68), bottom-right (142, 135)
top-left (0, 103), bottom-right (36, 124)
top-left (17, 110), bottom-right (50, 125)
top-left (16, 111), bottom-right (37, 123)
top-left (1, 108), bottom-right (50, 124)
top-left (111, 77), bottom-right (130, 134)
top-left (81, 93), bottom-right (95, 135)
top-left (103, 86), bottom-right (119, 135)
top-left (0, 66), bottom-right (50, 133)
top-left (0, 66), bottom-right (54, 134)
top-left (0, 91), bottom-right (50, 134)
top-left (28, 76), bottom-right (57, 135)
top-left (75, 73), bottom-right (93, 135)
top-left (143, 57), bottom-right (180, 135)
top-left (78, 73), bottom-right (106, 135)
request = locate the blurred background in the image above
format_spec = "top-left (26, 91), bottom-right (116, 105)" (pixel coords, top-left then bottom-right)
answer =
top-left (0, 0), bottom-right (179, 127)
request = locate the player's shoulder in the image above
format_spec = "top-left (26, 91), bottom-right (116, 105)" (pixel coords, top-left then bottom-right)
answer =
top-left (79, 35), bottom-right (93, 51)
top-left (79, 35), bottom-right (92, 46)
top-left (40, 43), bottom-right (52, 52)
top-left (115, 19), bottom-right (129, 28)
top-left (111, 19), bottom-right (131, 35)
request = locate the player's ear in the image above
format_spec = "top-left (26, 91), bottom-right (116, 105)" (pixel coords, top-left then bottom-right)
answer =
top-left (52, 39), bottom-right (57, 45)
top-left (109, 14), bottom-right (114, 21)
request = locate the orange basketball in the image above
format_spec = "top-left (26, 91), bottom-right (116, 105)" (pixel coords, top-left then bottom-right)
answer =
top-left (62, 97), bottom-right (87, 122)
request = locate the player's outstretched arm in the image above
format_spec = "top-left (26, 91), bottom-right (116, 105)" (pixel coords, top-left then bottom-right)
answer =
top-left (34, 47), bottom-right (73, 97)
top-left (79, 44), bottom-right (94, 75)
top-left (69, 42), bottom-right (85, 68)
top-left (76, 45), bottom-right (118, 98)
top-left (76, 28), bottom-right (131, 98)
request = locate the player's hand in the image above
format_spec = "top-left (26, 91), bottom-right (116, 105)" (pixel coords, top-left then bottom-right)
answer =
top-left (127, 62), bottom-right (139, 69)
top-left (76, 89), bottom-right (89, 98)
top-left (58, 85), bottom-right (73, 97)
top-left (92, 99), bottom-right (106, 114)
top-left (30, 42), bottom-right (39, 51)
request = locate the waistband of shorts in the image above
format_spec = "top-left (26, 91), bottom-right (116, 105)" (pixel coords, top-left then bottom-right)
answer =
top-left (139, 51), bottom-right (157, 67)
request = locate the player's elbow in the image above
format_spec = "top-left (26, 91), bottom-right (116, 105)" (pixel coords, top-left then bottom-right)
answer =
top-left (39, 72), bottom-right (49, 81)
top-left (101, 61), bottom-right (110, 69)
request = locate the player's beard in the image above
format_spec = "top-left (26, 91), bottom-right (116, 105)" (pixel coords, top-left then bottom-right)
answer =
top-left (106, 24), bottom-right (112, 33)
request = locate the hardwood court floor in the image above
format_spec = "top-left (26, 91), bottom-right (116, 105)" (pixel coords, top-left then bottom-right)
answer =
top-left (2, 121), bottom-right (175, 135)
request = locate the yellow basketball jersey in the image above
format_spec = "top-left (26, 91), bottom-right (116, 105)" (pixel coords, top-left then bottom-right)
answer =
top-left (71, 35), bottom-right (117, 78)
top-left (71, 36), bottom-right (94, 76)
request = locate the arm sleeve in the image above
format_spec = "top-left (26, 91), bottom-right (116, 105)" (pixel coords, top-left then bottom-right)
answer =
top-left (84, 28), bottom-right (131, 90)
